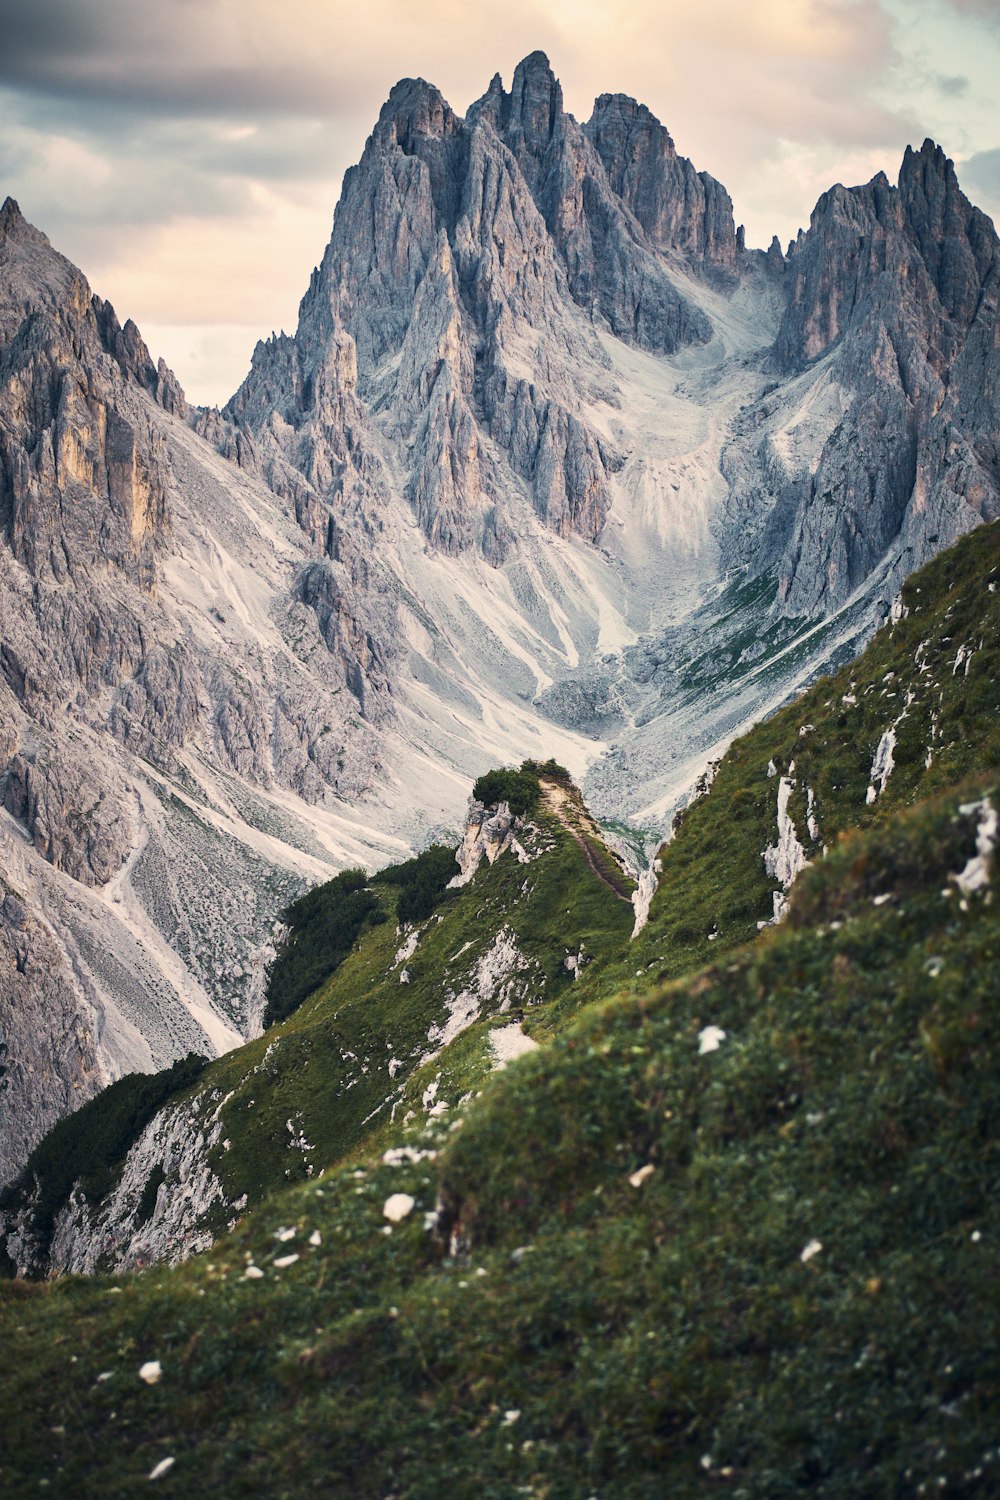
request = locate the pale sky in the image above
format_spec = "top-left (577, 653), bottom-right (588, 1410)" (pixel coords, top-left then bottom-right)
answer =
top-left (2, 0), bottom-right (999, 406)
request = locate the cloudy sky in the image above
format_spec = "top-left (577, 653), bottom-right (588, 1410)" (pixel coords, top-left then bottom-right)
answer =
top-left (2, 0), bottom-right (999, 405)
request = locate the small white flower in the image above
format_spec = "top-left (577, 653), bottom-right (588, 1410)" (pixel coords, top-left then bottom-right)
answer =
top-left (698, 1025), bottom-right (727, 1055)
top-left (800, 1239), bottom-right (823, 1264)
top-left (138, 1361), bottom-right (162, 1385)
top-left (273, 1253), bottom-right (299, 1269)
top-left (383, 1193), bottom-right (415, 1223)
top-left (244, 1266), bottom-right (264, 1280)
top-left (629, 1164), bottom-right (655, 1188)
top-left (502, 1409), bottom-right (521, 1425)
top-left (96, 1372), bottom-right (113, 1384)
top-left (149, 1457), bottom-right (175, 1481)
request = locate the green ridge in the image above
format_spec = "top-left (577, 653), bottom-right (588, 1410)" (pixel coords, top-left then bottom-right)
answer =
top-left (1, 774), bottom-right (996, 1497)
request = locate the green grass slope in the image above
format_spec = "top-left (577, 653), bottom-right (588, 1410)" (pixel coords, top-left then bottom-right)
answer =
top-left (621, 518), bottom-right (1000, 988)
top-left (1, 773), bottom-right (996, 1497)
top-left (1, 787), bottom-right (634, 1270)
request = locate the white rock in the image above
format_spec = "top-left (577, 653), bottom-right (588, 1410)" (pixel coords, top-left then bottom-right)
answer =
top-left (273, 1253), bottom-right (299, 1269)
top-left (138, 1361), bottom-right (162, 1385)
top-left (149, 1457), bottom-right (176, 1481)
top-left (629, 1164), bottom-right (656, 1188)
top-left (800, 1239), bottom-right (823, 1264)
top-left (244, 1265), bottom-right (264, 1279)
top-left (489, 1022), bottom-right (540, 1070)
top-left (952, 797), bottom-right (997, 895)
top-left (697, 1025), bottom-right (727, 1055)
top-left (383, 1193), bottom-right (416, 1223)
top-left (762, 777), bottom-right (809, 915)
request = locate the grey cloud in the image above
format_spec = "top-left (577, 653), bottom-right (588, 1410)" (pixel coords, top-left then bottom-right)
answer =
top-left (937, 74), bottom-right (969, 95)
top-left (0, 0), bottom-right (388, 118)
top-left (944, 0), bottom-right (1000, 28)
top-left (960, 146), bottom-right (1000, 207)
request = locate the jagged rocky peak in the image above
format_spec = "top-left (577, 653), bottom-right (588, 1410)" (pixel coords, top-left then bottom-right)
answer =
top-left (377, 75), bottom-right (461, 147)
top-left (0, 196), bottom-right (187, 587)
top-left (224, 50), bottom-right (730, 562)
top-left (505, 49), bottom-right (565, 159)
top-left (585, 93), bottom-right (738, 274)
top-left (775, 140), bottom-right (1000, 373)
top-left (745, 138), bottom-right (1000, 620)
top-left (898, 138), bottom-right (999, 326)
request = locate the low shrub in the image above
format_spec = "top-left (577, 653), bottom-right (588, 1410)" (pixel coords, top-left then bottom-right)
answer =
top-left (264, 869), bottom-right (381, 1027)
top-left (379, 843), bottom-right (458, 923)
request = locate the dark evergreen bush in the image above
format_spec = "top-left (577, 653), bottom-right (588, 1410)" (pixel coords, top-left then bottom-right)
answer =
top-left (473, 764), bottom-right (541, 816)
top-left (378, 843), bottom-right (457, 924)
top-left (264, 869), bottom-right (380, 1028)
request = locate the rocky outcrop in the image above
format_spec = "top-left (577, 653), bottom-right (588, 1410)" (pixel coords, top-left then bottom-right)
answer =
top-left (1, 1086), bottom-right (242, 1277)
top-left (0, 886), bottom-right (102, 1189)
top-left (586, 92), bottom-right (738, 276)
top-left (452, 799), bottom-right (519, 884)
top-left (744, 142), bottom-right (1000, 616)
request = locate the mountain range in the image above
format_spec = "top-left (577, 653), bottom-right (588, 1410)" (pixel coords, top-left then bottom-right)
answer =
top-left (2, 50), bottom-right (999, 1192)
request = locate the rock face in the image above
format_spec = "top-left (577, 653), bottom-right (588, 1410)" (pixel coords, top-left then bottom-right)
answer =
top-left (0, 886), bottom-right (99, 1191)
top-left (0, 201), bottom-right (413, 1186)
top-left (3, 56), bottom-right (1000, 1188)
top-left (585, 92), bottom-right (738, 276)
top-left (223, 52), bottom-right (725, 563)
top-left (0, 199), bottom-right (175, 588)
top-left (724, 141), bottom-right (1000, 616)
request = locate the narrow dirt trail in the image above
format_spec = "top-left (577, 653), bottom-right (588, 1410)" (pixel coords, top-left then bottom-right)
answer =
top-left (539, 780), bottom-right (634, 904)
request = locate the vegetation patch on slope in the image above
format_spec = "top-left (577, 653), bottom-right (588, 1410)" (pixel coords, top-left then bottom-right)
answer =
top-left (0, 1054), bottom-right (208, 1261)
top-left (263, 868), bottom-right (384, 1027)
top-left (1, 779), bottom-right (996, 1497)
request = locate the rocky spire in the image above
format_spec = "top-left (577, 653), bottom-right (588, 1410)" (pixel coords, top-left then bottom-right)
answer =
top-left (506, 50), bottom-right (564, 161)
top-left (586, 93), bottom-right (738, 274)
top-left (898, 138), bottom-right (998, 325)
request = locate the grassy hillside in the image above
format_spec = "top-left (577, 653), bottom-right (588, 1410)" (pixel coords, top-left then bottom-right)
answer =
top-left (626, 517), bottom-right (1000, 985)
top-left (1, 780), bottom-right (634, 1269)
top-left (1, 772), bottom-right (996, 1496)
